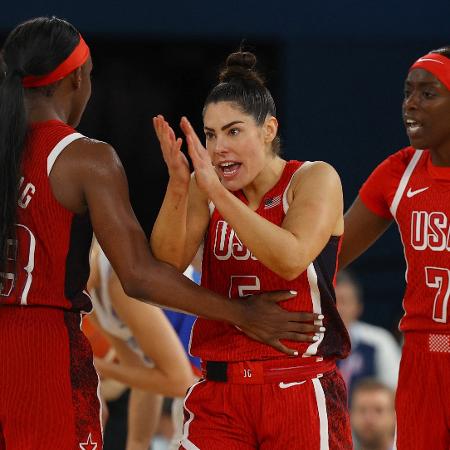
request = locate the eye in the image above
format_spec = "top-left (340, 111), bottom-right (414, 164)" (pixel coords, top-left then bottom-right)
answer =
top-left (403, 88), bottom-right (411, 98)
top-left (423, 90), bottom-right (436, 99)
top-left (204, 131), bottom-right (215, 140)
top-left (229, 128), bottom-right (240, 136)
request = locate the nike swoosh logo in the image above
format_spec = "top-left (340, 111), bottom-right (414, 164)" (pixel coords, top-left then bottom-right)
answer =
top-left (278, 381), bottom-right (306, 389)
top-left (406, 187), bottom-right (429, 198)
top-left (416, 58), bottom-right (444, 65)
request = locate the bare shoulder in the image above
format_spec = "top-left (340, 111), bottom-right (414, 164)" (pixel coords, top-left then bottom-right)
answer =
top-left (293, 161), bottom-right (342, 192)
top-left (63, 138), bottom-right (124, 176)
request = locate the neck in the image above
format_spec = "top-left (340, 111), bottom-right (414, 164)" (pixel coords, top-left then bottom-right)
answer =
top-left (429, 143), bottom-right (450, 166)
top-left (242, 156), bottom-right (285, 208)
top-left (25, 93), bottom-right (69, 125)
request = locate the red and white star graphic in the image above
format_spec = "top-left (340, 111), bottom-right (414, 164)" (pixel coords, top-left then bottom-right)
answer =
top-left (79, 433), bottom-right (98, 450)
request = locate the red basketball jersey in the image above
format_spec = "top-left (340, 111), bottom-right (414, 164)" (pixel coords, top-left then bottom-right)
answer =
top-left (360, 147), bottom-right (450, 333)
top-left (190, 160), bottom-right (350, 361)
top-left (0, 120), bottom-right (92, 312)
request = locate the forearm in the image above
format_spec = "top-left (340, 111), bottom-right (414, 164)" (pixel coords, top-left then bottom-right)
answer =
top-left (210, 186), bottom-right (307, 279)
top-left (150, 179), bottom-right (189, 269)
top-left (98, 361), bottom-right (190, 397)
top-left (122, 256), bottom-right (241, 324)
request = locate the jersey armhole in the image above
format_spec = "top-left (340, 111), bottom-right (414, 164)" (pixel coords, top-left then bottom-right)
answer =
top-left (47, 132), bottom-right (85, 176)
top-left (389, 149), bottom-right (423, 218)
top-left (282, 161), bottom-right (310, 213)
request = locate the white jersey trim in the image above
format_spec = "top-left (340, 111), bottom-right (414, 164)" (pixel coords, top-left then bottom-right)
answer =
top-left (312, 377), bottom-right (329, 450)
top-left (304, 263), bottom-right (324, 356)
top-left (17, 223), bottom-right (36, 305)
top-left (282, 162), bottom-right (311, 214)
top-left (389, 149), bottom-right (423, 219)
top-left (180, 379), bottom-right (205, 450)
top-left (47, 132), bottom-right (85, 176)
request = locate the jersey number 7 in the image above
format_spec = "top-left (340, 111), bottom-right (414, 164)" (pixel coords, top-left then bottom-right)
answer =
top-left (425, 266), bottom-right (450, 323)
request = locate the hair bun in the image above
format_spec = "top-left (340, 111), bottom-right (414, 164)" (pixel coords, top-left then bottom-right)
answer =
top-left (219, 51), bottom-right (264, 84)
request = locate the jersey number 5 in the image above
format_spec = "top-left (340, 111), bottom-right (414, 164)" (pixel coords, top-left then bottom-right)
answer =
top-left (229, 275), bottom-right (261, 298)
top-left (425, 266), bottom-right (450, 323)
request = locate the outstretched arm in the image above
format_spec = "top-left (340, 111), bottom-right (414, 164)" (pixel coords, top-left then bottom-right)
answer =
top-left (339, 196), bottom-right (392, 269)
top-left (51, 137), bottom-right (323, 355)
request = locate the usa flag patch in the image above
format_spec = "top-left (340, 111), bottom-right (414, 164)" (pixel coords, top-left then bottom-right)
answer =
top-left (264, 195), bottom-right (281, 209)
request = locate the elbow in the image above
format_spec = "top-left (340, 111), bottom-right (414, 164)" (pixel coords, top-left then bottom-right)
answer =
top-left (277, 259), bottom-right (309, 281)
top-left (168, 369), bottom-right (196, 397)
top-left (280, 268), bottom-right (306, 282)
top-left (120, 272), bottom-right (148, 300)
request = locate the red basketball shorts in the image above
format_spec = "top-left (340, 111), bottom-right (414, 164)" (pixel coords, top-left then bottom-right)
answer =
top-left (395, 332), bottom-right (450, 450)
top-left (0, 306), bottom-right (102, 450)
top-left (179, 358), bottom-right (352, 449)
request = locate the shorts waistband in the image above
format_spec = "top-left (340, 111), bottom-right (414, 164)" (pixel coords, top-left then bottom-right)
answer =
top-left (202, 357), bottom-right (336, 384)
top-left (404, 332), bottom-right (450, 353)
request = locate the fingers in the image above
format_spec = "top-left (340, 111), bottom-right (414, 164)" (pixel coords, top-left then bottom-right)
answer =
top-left (284, 322), bottom-right (325, 334)
top-left (181, 117), bottom-right (205, 153)
top-left (278, 331), bottom-right (323, 343)
top-left (258, 290), bottom-right (298, 302)
top-left (269, 340), bottom-right (300, 357)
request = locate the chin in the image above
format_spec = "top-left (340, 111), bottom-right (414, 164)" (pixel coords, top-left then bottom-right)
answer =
top-left (408, 137), bottom-right (429, 150)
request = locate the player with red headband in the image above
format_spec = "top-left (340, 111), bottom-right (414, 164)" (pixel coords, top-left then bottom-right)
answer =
top-left (0, 17), bottom-right (323, 450)
top-left (340, 47), bottom-right (450, 449)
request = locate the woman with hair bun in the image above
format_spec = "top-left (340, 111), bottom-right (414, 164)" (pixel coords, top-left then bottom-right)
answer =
top-left (0, 19), bottom-right (321, 449)
top-left (152, 51), bottom-right (353, 449)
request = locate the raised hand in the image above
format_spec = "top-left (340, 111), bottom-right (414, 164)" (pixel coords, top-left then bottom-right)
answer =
top-left (153, 115), bottom-right (190, 189)
top-left (180, 116), bottom-right (222, 197)
top-left (234, 291), bottom-right (325, 356)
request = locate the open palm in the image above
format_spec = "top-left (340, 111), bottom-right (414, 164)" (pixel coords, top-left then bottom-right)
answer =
top-left (180, 116), bottom-right (221, 196)
top-left (153, 115), bottom-right (190, 187)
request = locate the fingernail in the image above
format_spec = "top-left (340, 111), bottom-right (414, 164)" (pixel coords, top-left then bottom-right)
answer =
top-left (289, 290), bottom-right (297, 295)
top-left (313, 335), bottom-right (320, 341)
top-left (319, 327), bottom-right (326, 332)
top-left (318, 314), bottom-right (324, 320)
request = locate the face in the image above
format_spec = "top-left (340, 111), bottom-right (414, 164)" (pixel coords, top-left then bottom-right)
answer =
top-left (403, 68), bottom-right (450, 152)
top-left (68, 56), bottom-right (93, 127)
top-left (351, 389), bottom-right (395, 448)
top-left (203, 101), bottom-right (277, 191)
top-left (335, 280), bottom-right (362, 327)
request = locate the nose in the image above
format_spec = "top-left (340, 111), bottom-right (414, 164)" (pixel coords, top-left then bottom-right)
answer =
top-left (403, 90), bottom-right (420, 112)
top-left (213, 135), bottom-right (229, 155)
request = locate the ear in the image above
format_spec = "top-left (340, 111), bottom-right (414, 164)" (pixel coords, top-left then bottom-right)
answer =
top-left (263, 116), bottom-right (278, 143)
top-left (71, 66), bottom-right (83, 89)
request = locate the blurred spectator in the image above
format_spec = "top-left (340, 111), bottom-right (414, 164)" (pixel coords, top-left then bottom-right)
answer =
top-left (351, 379), bottom-right (396, 450)
top-left (336, 271), bottom-right (401, 396)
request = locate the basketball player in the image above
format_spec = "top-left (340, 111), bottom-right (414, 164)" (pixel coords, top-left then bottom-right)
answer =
top-left (339, 47), bottom-right (450, 449)
top-left (151, 51), bottom-right (352, 449)
top-left (88, 243), bottom-right (195, 450)
top-left (0, 18), bottom-right (324, 449)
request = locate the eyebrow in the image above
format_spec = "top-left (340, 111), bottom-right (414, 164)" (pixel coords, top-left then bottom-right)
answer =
top-left (204, 120), bottom-right (245, 132)
top-left (404, 80), bottom-right (442, 88)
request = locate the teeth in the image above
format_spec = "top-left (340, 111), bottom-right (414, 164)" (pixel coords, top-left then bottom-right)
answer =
top-left (220, 162), bottom-right (236, 167)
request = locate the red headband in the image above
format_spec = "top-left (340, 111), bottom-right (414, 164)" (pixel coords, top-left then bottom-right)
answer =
top-left (22, 35), bottom-right (90, 88)
top-left (409, 53), bottom-right (450, 91)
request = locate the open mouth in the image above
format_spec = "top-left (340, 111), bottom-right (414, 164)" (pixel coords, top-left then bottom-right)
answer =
top-left (217, 161), bottom-right (242, 178)
top-left (405, 119), bottom-right (423, 133)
